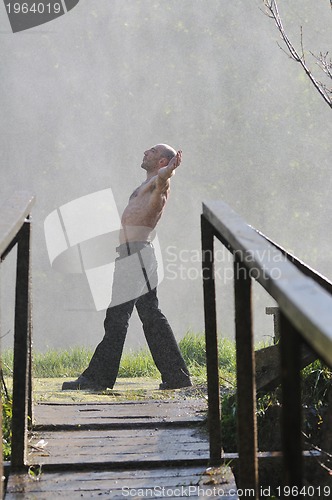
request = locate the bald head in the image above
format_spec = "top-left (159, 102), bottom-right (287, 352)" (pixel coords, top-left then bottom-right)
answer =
top-left (155, 144), bottom-right (177, 162)
top-left (141, 144), bottom-right (178, 173)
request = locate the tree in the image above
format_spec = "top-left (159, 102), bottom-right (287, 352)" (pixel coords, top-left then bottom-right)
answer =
top-left (262, 0), bottom-right (332, 109)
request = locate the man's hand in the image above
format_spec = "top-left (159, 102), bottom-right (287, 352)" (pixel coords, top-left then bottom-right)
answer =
top-left (169, 150), bottom-right (182, 170)
top-left (158, 150), bottom-right (182, 182)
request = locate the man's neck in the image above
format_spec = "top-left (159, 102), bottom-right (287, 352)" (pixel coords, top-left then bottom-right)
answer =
top-left (146, 169), bottom-right (158, 181)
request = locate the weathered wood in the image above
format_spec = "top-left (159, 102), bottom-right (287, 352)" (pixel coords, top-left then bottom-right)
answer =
top-left (0, 192), bottom-right (35, 259)
top-left (0, 192), bottom-right (35, 494)
top-left (279, 312), bottom-right (303, 488)
top-left (29, 400), bottom-right (209, 468)
top-left (265, 306), bottom-right (280, 342)
top-left (234, 257), bottom-right (258, 497)
top-left (33, 399), bottom-right (207, 428)
top-left (201, 200), bottom-right (332, 492)
top-left (11, 220), bottom-right (33, 468)
top-left (28, 426), bottom-right (209, 466)
top-left (201, 215), bottom-right (222, 465)
top-left (255, 343), bottom-right (317, 393)
top-left (6, 397), bottom-right (238, 498)
top-left (6, 465), bottom-right (238, 499)
top-left (203, 200), bottom-right (332, 368)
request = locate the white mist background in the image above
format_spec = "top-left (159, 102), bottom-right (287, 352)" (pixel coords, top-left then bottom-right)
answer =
top-left (0, 0), bottom-right (331, 352)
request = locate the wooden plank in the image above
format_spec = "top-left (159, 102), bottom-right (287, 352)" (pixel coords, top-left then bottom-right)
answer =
top-left (29, 427), bottom-right (207, 446)
top-left (7, 392), bottom-right (238, 498)
top-left (0, 191), bottom-right (35, 258)
top-left (203, 200), bottom-right (332, 367)
top-left (255, 343), bottom-right (316, 393)
top-left (6, 465), bottom-right (239, 499)
top-left (28, 427), bottom-right (209, 465)
top-left (33, 399), bottom-right (207, 428)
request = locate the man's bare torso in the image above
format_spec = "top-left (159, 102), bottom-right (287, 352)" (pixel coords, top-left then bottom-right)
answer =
top-left (119, 175), bottom-right (170, 244)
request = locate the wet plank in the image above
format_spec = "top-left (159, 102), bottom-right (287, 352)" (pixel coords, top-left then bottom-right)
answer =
top-left (6, 397), bottom-right (239, 498)
top-left (28, 427), bottom-right (209, 465)
top-left (6, 465), bottom-right (238, 499)
top-left (33, 399), bottom-right (207, 428)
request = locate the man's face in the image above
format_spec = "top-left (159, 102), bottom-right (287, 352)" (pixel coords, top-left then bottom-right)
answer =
top-left (141, 145), bottom-right (162, 171)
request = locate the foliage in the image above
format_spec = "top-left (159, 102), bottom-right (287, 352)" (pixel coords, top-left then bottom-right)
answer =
top-left (301, 359), bottom-right (331, 406)
top-left (221, 359), bottom-right (332, 458)
top-left (1, 379), bottom-right (12, 461)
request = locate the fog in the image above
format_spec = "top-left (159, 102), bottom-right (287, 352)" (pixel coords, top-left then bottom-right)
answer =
top-left (1, 0), bottom-right (331, 353)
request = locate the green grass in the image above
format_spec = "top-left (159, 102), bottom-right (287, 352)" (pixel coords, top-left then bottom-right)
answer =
top-left (1, 332), bottom-right (235, 461)
top-left (2, 390), bottom-right (12, 461)
top-left (2, 332), bottom-right (331, 475)
top-left (1, 331), bottom-right (237, 381)
top-left (221, 359), bottom-right (332, 456)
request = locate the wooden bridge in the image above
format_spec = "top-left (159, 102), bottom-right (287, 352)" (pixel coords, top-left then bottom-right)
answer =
top-left (7, 394), bottom-right (234, 499)
top-left (1, 192), bottom-right (332, 499)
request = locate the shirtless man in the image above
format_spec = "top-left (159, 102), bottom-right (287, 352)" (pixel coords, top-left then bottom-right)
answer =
top-left (62, 144), bottom-right (192, 391)
top-left (119, 144), bottom-right (182, 244)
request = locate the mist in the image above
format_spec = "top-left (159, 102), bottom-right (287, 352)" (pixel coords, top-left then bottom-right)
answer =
top-left (1, 0), bottom-right (331, 353)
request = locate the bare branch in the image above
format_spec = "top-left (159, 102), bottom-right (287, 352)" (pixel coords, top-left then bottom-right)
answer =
top-left (262, 0), bottom-right (332, 109)
top-left (311, 51), bottom-right (332, 80)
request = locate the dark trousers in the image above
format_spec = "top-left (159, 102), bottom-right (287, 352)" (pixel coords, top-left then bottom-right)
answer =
top-left (82, 242), bottom-right (190, 388)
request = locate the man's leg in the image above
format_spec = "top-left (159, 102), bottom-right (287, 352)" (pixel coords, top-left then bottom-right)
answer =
top-left (62, 299), bottom-right (135, 390)
top-left (135, 288), bottom-right (191, 388)
top-left (62, 244), bottom-right (147, 391)
top-left (82, 299), bottom-right (136, 388)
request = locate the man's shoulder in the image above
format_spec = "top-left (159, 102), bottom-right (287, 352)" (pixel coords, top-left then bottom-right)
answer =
top-left (145, 175), bottom-right (159, 192)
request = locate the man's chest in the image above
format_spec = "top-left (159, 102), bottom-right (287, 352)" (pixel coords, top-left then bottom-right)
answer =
top-left (129, 181), bottom-right (156, 201)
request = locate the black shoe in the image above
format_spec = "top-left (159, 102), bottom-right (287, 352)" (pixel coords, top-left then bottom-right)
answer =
top-left (62, 375), bottom-right (106, 391)
top-left (159, 379), bottom-right (192, 390)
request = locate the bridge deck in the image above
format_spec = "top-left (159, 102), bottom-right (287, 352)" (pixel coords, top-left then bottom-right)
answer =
top-left (5, 385), bottom-right (239, 499)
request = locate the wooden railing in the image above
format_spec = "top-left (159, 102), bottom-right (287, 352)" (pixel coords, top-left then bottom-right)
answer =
top-left (201, 200), bottom-right (332, 498)
top-left (0, 192), bottom-right (35, 479)
top-left (2, 193), bottom-right (332, 497)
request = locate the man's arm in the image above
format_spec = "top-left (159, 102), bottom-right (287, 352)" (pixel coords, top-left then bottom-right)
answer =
top-left (157, 150), bottom-right (182, 187)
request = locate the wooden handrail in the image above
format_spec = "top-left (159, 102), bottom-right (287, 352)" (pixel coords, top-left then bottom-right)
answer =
top-left (201, 200), bottom-right (332, 498)
top-left (202, 200), bottom-right (332, 366)
top-left (0, 192), bottom-right (35, 259)
top-left (0, 192), bottom-right (35, 475)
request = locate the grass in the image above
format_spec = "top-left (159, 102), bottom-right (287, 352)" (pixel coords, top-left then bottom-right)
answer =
top-left (221, 359), bottom-right (332, 450)
top-left (1, 389), bottom-right (12, 461)
top-left (1, 331), bottom-right (235, 461)
top-left (220, 358), bottom-right (332, 495)
top-left (1, 331), bottom-right (237, 382)
top-left (2, 332), bottom-right (330, 480)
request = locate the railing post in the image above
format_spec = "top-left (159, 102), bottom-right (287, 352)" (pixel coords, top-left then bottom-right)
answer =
top-left (201, 214), bottom-right (222, 465)
top-left (234, 256), bottom-right (258, 498)
top-left (279, 312), bottom-right (303, 492)
top-left (0, 359), bottom-right (2, 497)
top-left (11, 218), bottom-right (32, 468)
